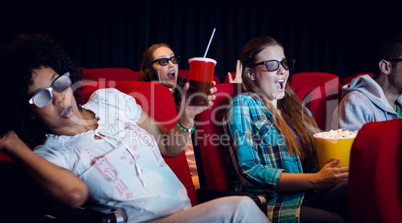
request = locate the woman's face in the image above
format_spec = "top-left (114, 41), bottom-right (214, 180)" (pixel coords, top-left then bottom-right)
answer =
top-left (27, 66), bottom-right (81, 135)
top-left (152, 46), bottom-right (179, 90)
top-left (252, 45), bottom-right (289, 106)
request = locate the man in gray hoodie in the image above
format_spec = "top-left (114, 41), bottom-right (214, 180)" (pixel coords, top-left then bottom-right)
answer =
top-left (332, 35), bottom-right (402, 131)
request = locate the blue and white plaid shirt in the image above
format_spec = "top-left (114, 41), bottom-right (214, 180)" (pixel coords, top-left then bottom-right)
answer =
top-left (224, 93), bottom-right (306, 222)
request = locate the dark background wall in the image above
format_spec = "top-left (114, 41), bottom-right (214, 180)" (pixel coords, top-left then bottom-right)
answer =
top-left (1, 0), bottom-right (400, 82)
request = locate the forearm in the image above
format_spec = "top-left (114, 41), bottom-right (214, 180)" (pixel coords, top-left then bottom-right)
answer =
top-left (3, 135), bottom-right (88, 208)
top-left (162, 116), bottom-right (193, 157)
top-left (276, 172), bottom-right (317, 192)
top-left (139, 110), bottom-right (194, 157)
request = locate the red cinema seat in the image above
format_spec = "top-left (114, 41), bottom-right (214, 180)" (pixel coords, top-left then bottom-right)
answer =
top-left (178, 69), bottom-right (190, 78)
top-left (193, 83), bottom-right (267, 212)
top-left (302, 79), bottom-right (342, 131)
top-left (290, 72), bottom-right (340, 101)
top-left (224, 72), bottom-right (237, 83)
top-left (348, 119), bottom-right (402, 223)
top-left (342, 72), bottom-right (374, 86)
top-left (195, 83), bottom-right (241, 190)
top-left (82, 68), bottom-right (141, 82)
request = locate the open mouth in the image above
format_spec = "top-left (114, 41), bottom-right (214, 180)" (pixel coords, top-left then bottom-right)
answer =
top-left (60, 106), bottom-right (73, 118)
top-left (167, 70), bottom-right (176, 80)
top-left (275, 79), bottom-right (285, 90)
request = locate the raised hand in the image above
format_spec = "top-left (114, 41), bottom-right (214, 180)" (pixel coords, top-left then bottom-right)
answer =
top-left (228, 60), bottom-right (243, 83)
top-left (178, 81), bottom-right (217, 126)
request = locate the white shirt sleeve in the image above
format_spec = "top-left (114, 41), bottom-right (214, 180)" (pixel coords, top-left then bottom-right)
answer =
top-left (83, 88), bottom-right (143, 124)
top-left (34, 145), bottom-right (69, 169)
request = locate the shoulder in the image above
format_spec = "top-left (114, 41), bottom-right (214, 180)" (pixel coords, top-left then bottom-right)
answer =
top-left (229, 93), bottom-right (272, 117)
top-left (340, 91), bottom-right (372, 108)
top-left (34, 144), bottom-right (67, 168)
top-left (86, 88), bottom-right (130, 103)
top-left (229, 94), bottom-right (257, 112)
top-left (83, 88), bottom-right (141, 113)
top-left (232, 93), bottom-right (262, 106)
top-left (337, 92), bottom-right (374, 120)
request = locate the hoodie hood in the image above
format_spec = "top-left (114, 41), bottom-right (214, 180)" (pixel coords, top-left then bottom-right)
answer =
top-left (342, 74), bottom-right (402, 114)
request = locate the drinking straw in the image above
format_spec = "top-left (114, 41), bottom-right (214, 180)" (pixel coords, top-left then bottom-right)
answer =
top-left (203, 28), bottom-right (216, 58)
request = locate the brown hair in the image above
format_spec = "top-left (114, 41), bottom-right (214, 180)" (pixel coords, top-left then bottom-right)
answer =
top-left (139, 43), bottom-right (173, 82)
top-left (241, 36), bottom-right (320, 170)
top-left (138, 43), bottom-right (186, 113)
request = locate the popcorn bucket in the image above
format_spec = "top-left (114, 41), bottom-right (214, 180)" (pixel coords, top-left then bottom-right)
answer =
top-left (313, 130), bottom-right (358, 169)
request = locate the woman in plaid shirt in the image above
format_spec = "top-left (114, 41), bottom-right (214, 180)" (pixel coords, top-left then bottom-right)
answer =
top-left (224, 36), bottom-right (349, 223)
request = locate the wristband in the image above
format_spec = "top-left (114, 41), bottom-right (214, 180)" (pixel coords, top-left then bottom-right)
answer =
top-left (177, 121), bottom-right (195, 134)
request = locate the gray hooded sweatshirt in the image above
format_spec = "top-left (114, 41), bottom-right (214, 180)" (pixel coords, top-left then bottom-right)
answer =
top-left (332, 75), bottom-right (402, 131)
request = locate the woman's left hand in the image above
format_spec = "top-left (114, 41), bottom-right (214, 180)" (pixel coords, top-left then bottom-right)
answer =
top-left (178, 81), bottom-right (217, 126)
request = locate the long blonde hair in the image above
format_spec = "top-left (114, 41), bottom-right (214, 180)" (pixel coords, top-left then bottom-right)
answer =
top-left (241, 36), bottom-right (319, 170)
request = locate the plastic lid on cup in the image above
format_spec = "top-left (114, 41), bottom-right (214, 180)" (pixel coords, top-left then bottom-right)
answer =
top-left (188, 57), bottom-right (217, 65)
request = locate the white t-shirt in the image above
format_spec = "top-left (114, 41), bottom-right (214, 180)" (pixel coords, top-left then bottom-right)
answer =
top-left (34, 88), bottom-right (191, 222)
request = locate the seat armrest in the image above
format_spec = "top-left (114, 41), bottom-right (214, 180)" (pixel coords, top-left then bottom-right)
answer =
top-left (80, 203), bottom-right (127, 223)
top-left (1, 156), bottom-right (127, 223)
top-left (42, 203), bottom-right (127, 223)
top-left (196, 188), bottom-right (267, 214)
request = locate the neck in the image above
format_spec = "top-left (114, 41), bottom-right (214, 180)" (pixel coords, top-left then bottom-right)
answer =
top-left (51, 109), bottom-right (98, 136)
top-left (376, 75), bottom-right (400, 110)
top-left (269, 99), bottom-right (278, 109)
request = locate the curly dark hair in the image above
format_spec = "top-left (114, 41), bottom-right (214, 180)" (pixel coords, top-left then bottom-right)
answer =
top-left (139, 43), bottom-right (187, 113)
top-left (0, 34), bottom-right (83, 147)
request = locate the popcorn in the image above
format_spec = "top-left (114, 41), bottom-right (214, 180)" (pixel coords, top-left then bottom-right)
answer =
top-left (314, 129), bottom-right (358, 139)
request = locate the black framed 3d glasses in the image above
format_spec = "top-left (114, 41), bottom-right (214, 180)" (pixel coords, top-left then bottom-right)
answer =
top-left (152, 56), bottom-right (180, 66)
top-left (251, 59), bottom-right (296, 71)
